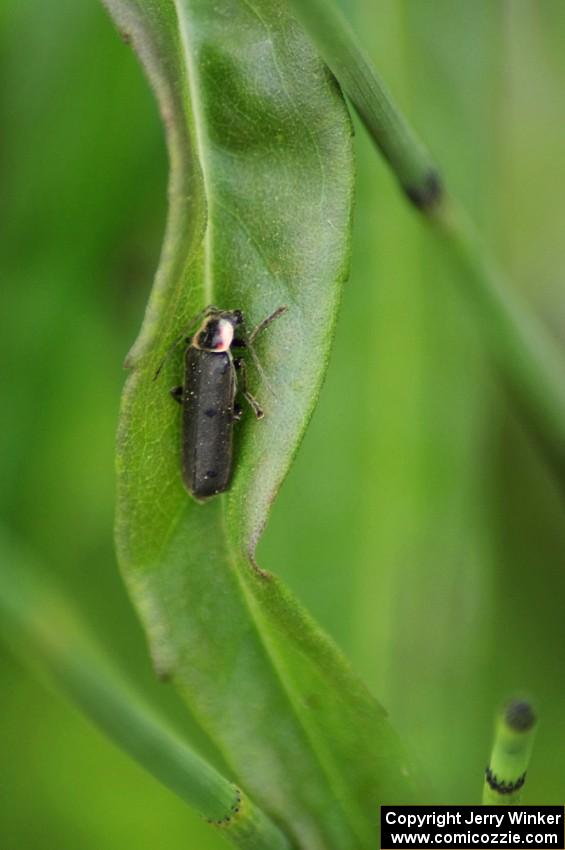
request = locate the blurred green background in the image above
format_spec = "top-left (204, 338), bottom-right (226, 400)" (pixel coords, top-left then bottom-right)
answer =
top-left (2, 0), bottom-right (565, 847)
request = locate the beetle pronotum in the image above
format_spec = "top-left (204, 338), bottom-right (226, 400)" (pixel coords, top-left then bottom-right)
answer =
top-left (157, 304), bottom-right (286, 500)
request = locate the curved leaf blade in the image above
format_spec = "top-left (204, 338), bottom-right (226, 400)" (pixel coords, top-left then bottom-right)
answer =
top-left (105, 1), bottom-right (420, 847)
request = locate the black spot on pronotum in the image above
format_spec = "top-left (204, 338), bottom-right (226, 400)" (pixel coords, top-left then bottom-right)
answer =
top-left (404, 170), bottom-right (442, 212)
top-left (485, 766), bottom-right (526, 794)
top-left (204, 407), bottom-right (217, 418)
top-left (505, 698), bottom-right (536, 733)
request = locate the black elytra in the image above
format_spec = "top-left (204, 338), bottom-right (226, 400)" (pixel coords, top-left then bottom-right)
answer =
top-left (163, 305), bottom-right (286, 500)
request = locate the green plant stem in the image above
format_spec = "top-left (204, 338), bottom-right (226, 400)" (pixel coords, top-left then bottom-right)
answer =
top-left (0, 535), bottom-right (291, 850)
top-left (483, 699), bottom-right (537, 804)
top-left (287, 0), bottom-right (439, 206)
top-left (288, 0), bottom-right (565, 481)
top-left (432, 200), bottom-right (565, 476)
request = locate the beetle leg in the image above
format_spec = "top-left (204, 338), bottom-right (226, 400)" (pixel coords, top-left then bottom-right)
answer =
top-left (231, 338), bottom-right (247, 349)
top-left (170, 385), bottom-right (183, 404)
top-left (233, 402), bottom-right (243, 422)
top-left (234, 358), bottom-right (264, 420)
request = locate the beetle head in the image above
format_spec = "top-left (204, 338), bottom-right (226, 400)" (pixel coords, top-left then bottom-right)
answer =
top-left (194, 315), bottom-right (236, 352)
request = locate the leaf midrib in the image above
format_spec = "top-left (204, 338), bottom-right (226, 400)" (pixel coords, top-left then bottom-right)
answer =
top-left (174, 0), bottom-right (214, 306)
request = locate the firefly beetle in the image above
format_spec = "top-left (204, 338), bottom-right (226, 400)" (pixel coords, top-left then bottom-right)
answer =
top-left (158, 305), bottom-right (286, 500)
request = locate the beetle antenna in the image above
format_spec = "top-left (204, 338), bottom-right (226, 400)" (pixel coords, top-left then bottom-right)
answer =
top-left (153, 334), bottom-right (184, 380)
top-left (248, 305), bottom-right (287, 345)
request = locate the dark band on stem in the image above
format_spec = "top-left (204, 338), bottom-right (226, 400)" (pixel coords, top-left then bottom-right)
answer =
top-left (206, 785), bottom-right (243, 827)
top-left (404, 170), bottom-right (443, 212)
top-left (485, 766), bottom-right (527, 794)
top-left (505, 699), bottom-right (536, 733)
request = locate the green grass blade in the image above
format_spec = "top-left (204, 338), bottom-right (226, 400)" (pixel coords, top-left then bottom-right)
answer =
top-left (100, 1), bottom-right (421, 848)
top-left (483, 699), bottom-right (538, 804)
top-left (287, 0), bottom-right (565, 482)
top-left (0, 534), bottom-right (291, 850)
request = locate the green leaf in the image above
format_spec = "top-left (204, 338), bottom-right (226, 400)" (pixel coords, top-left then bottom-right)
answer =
top-left (104, 1), bottom-right (420, 847)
